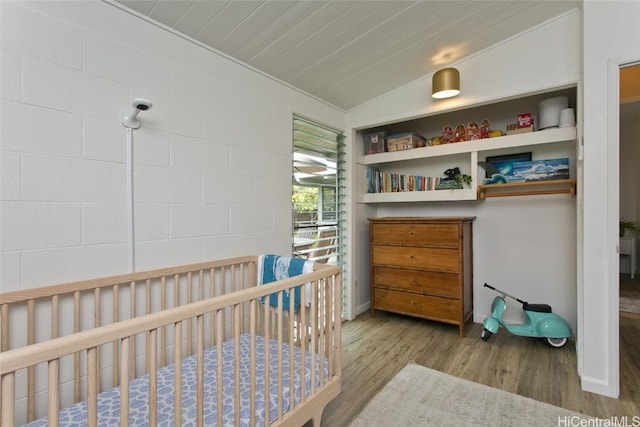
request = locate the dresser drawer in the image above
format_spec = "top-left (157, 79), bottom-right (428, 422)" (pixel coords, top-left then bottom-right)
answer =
top-left (373, 266), bottom-right (460, 298)
top-left (371, 222), bottom-right (459, 247)
top-left (373, 288), bottom-right (459, 323)
top-left (372, 245), bottom-right (459, 273)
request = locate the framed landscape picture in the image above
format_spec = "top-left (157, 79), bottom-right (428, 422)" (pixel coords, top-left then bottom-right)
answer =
top-left (484, 152), bottom-right (532, 178)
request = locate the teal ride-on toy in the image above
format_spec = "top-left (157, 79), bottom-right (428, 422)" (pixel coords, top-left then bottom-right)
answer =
top-left (481, 283), bottom-right (572, 348)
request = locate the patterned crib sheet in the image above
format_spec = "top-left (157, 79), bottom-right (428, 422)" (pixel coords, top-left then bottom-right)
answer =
top-left (26, 334), bottom-right (328, 427)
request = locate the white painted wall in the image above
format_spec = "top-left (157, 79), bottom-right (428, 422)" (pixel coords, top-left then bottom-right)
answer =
top-left (346, 10), bottom-right (582, 331)
top-left (582, 0), bottom-right (640, 399)
top-left (0, 0), bottom-right (345, 291)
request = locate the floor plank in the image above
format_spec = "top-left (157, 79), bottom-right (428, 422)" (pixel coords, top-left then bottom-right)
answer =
top-left (321, 308), bottom-right (640, 426)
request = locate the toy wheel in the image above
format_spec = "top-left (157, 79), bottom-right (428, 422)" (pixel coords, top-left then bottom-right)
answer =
top-left (481, 329), bottom-right (492, 341)
top-left (546, 337), bottom-right (568, 348)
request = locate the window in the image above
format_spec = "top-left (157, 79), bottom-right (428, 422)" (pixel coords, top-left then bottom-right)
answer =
top-left (292, 116), bottom-right (345, 268)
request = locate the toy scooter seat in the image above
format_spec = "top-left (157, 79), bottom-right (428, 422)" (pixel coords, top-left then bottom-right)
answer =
top-left (523, 302), bottom-right (552, 313)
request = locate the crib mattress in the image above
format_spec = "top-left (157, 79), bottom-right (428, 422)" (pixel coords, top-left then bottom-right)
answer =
top-left (26, 334), bottom-right (327, 427)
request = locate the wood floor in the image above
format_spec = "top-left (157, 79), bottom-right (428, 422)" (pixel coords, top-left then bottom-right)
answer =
top-left (320, 297), bottom-right (640, 426)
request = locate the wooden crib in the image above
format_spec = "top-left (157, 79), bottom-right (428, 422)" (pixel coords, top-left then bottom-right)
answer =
top-left (0, 255), bottom-right (342, 426)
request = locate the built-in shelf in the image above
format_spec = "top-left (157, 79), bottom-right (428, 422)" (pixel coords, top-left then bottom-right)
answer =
top-left (362, 188), bottom-right (476, 203)
top-left (359, 126), bottom-right (576, 166)
top-left (477, 179), bottom-right (577, 200)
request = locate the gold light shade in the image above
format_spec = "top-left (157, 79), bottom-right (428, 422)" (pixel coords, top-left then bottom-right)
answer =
top-left (432, 67), bottom-right (460, 99)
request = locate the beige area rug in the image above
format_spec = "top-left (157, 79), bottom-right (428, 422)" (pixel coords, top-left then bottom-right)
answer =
top-left (349, 362), bottom-right (592, 427)
top-left (620, 290), bottom-right (640, 314)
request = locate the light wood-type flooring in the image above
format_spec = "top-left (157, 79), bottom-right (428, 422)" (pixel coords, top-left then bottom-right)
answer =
top-left (320, 282), bottom-right (640, 426)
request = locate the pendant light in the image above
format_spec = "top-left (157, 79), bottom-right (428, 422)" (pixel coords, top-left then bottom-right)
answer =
top-left (432, 67), bottom-right (460, 99)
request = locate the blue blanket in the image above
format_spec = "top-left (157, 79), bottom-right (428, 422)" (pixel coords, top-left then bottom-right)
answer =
top-left (257, 255), bottom-right (313, 311)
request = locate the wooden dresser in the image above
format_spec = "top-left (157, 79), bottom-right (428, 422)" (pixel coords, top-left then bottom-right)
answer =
top-left (369, 217), bottom-right (475, 336)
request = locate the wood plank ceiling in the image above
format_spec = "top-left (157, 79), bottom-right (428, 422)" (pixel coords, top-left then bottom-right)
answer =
top-left (113, 0), bottom-right (579, 111)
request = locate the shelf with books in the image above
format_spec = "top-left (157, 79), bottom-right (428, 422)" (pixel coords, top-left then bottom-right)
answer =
top-left (366, 167), bottom-right (462, 193)
top-left (355, 86), bottom-right (578, 204)
top-left (357, 127), bottom-right (576, 203)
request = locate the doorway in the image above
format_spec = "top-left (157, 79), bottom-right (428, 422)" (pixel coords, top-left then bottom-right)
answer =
top-left (619, 64), bottom-right (640, 316)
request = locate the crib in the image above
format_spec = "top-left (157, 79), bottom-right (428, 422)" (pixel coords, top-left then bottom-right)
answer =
top-left (0, 255), bottom-right (342, 426)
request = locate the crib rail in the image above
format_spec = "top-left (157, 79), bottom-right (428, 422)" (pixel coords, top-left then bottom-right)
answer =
top-left (0, 260), bottom-right (342, 427)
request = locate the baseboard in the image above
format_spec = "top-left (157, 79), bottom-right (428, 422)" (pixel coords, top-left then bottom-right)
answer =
top-left (580, 375), bottom-right (619, 398)
top-left (356, 301), bottom-right (371, 316)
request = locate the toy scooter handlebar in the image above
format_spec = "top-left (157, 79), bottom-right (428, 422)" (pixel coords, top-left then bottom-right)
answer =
top-left (483, 282), bottom-right (527, 305)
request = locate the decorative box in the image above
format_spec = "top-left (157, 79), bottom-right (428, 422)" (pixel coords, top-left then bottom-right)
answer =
top-left (364, 131), bottom-right (387, 154)
top-left (517, 113), bottom-right (533, 128)
top-left (387, 133), bottom-right (426, 152)
top-left (506, 125), bottom-right (534, 135)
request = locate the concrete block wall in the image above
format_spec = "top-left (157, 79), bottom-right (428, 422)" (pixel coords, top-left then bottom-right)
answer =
top-left (0, 1), bottom-right (345, 290)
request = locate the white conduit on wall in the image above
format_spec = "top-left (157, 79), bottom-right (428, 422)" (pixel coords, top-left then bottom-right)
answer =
top-left (126, 128), bottom-right (135, 272)
top-left (121, 98), bottom-right (153, 273)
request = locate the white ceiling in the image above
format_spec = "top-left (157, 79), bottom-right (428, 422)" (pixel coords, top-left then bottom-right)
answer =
top-left (112, 0), bottom-right (579, 111)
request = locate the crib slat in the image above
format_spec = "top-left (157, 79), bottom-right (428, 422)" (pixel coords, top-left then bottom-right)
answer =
top-left (0, 304), bottom-right (8, 352)
top-left (113, 284), bottom-right (119, 387)
top-left (94, 288), bottom-right (101, 393)
top-left (2, 372), bottom-right (15, 426)
top-left (334, 271), bottom-right (343, 382)
top-left (174, 322), bottom-right (182, 426)
top-left (51, 295), bottom-right (59, 339)
top-left (120, 337), bottom-right (129, 427)
top-left (230, 265), bottom-right (235, 294)
top-left (324, 279), bottom-right (331, 383)
top-left (319, 281), bottom-right (329, 387)
top-left (209, 268), bottom-right (215, 346)
top-left (73, 291), bottom-right (80, 403)
top-left (249, 300), bottom-right (256, 427)
top-left (94, 288), bottom-right (101, 328)
top-left (234, 304), bottom-right (241, 427)
top-left (146, 278), bottom-right (151, 316)
top-left (87, 347), bottom-right (98, 427)
top-left (27, 299), bottom-right (35, 422)
top-left (300, 293), bottom-right (307, 403)
top-left (196, 315), bottom-right (204, 427)
top-left (174, 274), bottom-right (179, 311)
top-left (148, 329), bottom-right (158, 427)
top-left (160, 276), bottom-right (166, 367)
top-left (263, 301), bottom-right (270, 427)
top-left (288, 297), bottom-right (295, 412)
top-left (198, 271), bottom-right (204, 349)
top-left (221, 266), bottom-right (227, 297)
top-left (187, 272), bottom-right (192, 356)
top-left (216, 310), bottom-right (223, 427)
top-left (129, 281), bottom-right (136, 379)
top-left (48, 359), bottom-right (59, 427)
top-left (310, 281), bottom-right (318, 395)
top-left (277, 292), bottom-right (283, 421)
